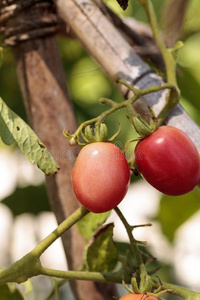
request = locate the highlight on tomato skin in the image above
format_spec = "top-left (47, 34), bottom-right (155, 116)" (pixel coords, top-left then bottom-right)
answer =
top-left (135, 126), bottom-right (200, 196)
top-left (119, 293), bottom-right (158, 300)
top-left (72, 142), bottom-right (131, 213)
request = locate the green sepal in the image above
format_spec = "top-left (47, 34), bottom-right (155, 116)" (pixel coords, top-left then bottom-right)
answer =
top-left (131, 106), bottom-right (158, 138)
top-left (83, 123), bottom-right (108, 143)
top-left (132, 114), bottom-right (155, 138)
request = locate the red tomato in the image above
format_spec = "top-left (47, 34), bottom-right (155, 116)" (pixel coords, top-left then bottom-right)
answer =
top-left (72, 142), bottom-right (130, 213)
top-left (119, 294), bottom-right (157, 300)
top-left (135, 126), bottom-right (200, 196)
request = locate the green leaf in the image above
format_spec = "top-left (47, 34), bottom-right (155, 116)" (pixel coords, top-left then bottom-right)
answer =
top-left (155, 188), bottom-right (200, 242)
top-left (3, 185), bottom-right (50, 216)
top-left (0, 97), bottom-right (59, 175)
top-left (77, 210), bottom-right (111, 241)
top-left (86, 223), bottom-right (118, 272)
top-left (0, 284), bottom-right (24, 300)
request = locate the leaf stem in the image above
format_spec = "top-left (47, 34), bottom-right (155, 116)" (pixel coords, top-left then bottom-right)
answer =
top-left (114, 207), bottom-right (144, 268)
top-left (114, 207), bottom-right (152, 292)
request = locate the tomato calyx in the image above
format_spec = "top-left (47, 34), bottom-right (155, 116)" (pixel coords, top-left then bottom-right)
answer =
top-left (121, 271), bottom-right (172, 300)
top-left (82, 122), bottom-right (121, 144)
top-left (121, 277), bottom-right (171, 299)
top-left (131, 106), bottom-right (158, 139)
top-left (64, 122), bottom-right (121, 146)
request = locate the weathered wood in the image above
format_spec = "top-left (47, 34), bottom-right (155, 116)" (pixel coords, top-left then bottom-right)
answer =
top-left (13, 36), bottom-right (118, 300)
top-left (4, 1), bottom-right (118, 299)
top-left (56, 0), bottom-right (200, 153)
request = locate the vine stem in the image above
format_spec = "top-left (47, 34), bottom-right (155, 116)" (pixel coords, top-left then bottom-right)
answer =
top-left (64, 82), bottom-right (174, 145)
top-left (0, 206), bottom-right (89, 285)
top-left (114, 207), bottom-right (144, 267)
top-left (0, 204), bottom-right (200, 300)
top-left (138, 0), bottom-right (180, 125)
top-left (114, 207), bottom-right (152, 292)
top-left (139, 0), bottom-right (177, 86)
top-left (40, 267), bottom-right (130, 284)
top-left (153, 281), bottom-right (200, 300)
top-left (32, 206), bottom-right (89, 256)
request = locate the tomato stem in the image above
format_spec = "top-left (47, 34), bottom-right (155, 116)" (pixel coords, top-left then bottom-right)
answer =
top-left (152, 280), bottom-right (200, 300)
top-left (114, 207), bottom-right (152, 293)
top-left (138, 0), bottom-right (180, 125)
top-left (63, 82), bottom-right (175, 145)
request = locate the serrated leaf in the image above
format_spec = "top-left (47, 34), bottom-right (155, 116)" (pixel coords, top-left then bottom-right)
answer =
top-left (77, 211), bottom-right (111, 241)
top-left (155, 188), bottom-right (200, 242)
top-left (0, 97), bottom-right (59, 175)
top-left (86, 223), bottom-right (118, 272)
top-left (0, 284), bottom-right (24, 300)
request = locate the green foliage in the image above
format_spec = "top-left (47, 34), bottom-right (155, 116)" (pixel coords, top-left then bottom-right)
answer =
top-left (0, 283), bottom-right (24, 300)
top-left (77, 210), bottom-right (111, 241)
top-left (3, 185), bottom-right (50, 216)
top-left (0, 47), bottom-right (26, 121)
top-left (155, 187), bottom-right (200, 242)
top-left (70, 57), bottom-right (111, 105)
top-left (178, 66), bottom-right (200, 124)
top-left (0, 97), bottom-right (59, 175)
top-left (86, 223), bottom-right (118, 272)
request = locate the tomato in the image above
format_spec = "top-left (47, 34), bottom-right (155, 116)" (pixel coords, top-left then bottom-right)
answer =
top-left (135, 126), bottom-right (200, 196)
top-left (72, 142), bottom-right (130, 213)
top-left (119, 294), bottom-right (157, 300)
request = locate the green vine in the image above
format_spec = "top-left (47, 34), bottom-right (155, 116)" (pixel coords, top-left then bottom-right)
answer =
top-left (0, 205), bottom-right (199, 299)
top-left (0, 206), bottom-right (89, 285)
top-left (138, 0), bottom-right (180, 125)
top-left (63, 82), bottom-right (176, 146)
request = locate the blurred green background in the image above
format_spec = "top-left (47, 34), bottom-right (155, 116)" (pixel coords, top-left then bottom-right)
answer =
top-left (0, 0), bottom-right (200, 299)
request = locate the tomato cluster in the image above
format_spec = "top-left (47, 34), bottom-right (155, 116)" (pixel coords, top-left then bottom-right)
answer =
top-left (71, 126), bottom-right (200, 213)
